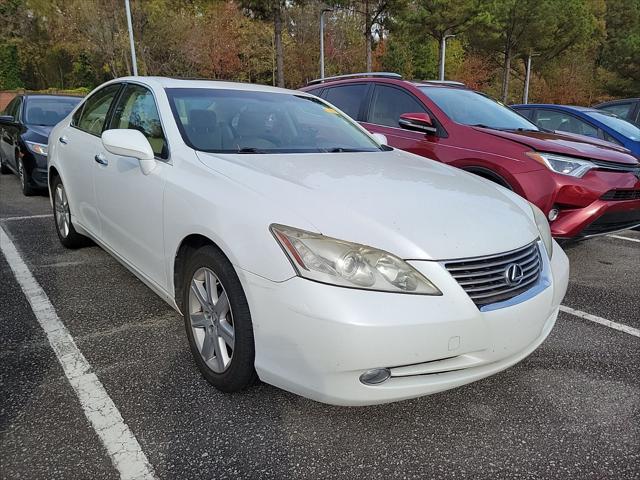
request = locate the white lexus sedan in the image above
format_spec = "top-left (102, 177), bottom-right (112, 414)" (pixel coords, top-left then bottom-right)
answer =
top-left (48, 77), bottom-right (569, 406)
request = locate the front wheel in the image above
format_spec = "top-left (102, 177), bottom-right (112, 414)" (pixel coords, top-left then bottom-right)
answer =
top-left (52, 176), bottom-right (87, 248)
top-left (182, 245), bottom-right (257, 392)
top-left (18, 158), bottom-right (36, 196)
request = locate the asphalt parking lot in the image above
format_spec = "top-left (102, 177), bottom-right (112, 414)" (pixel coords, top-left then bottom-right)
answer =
top-left (1, 171), bottom-right (639, 480)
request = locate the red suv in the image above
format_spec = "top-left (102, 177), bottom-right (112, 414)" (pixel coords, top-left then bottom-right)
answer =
top-left (301, 74), bottom-right (640, 238)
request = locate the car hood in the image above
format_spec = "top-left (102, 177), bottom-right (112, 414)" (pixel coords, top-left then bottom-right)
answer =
top-left (196, 150), bottom-right (539, 260)
top-left (24, 124), bottom-right (53, 143)
top-left (475, 128), bottom-right (639, 164)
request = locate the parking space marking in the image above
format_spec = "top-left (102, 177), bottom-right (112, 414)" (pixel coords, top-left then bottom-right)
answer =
top-left (0, 213), bottom-right (53, 222)
top-left (0, 226), bottom-right (157, 480)
top-left (608, 234), bottom-right (640, 244)
top-left (560, 305), bottom-right (640, 338)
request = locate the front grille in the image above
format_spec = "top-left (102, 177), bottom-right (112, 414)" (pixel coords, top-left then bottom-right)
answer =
top-left (591, 159), bottom-right (640, 174)
top-left (444, 242), bottom-right (542, 308)
top-left (581, 209), bottom-right (640, 236)
top-left (601, 189), bottom-right (640, 201)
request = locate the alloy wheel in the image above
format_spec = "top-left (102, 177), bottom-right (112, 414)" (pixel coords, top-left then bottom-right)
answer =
top-left (189, 267), bottom-right (235, 373)
top-left (54, 184), bottom-right (71, 238)
top-left (18, 160), bottom-right (25, 189)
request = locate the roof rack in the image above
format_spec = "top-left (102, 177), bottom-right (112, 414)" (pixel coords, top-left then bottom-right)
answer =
top-left (418, 80), bottom-right (466, 87)
top-left (307, 72), bottom-right (402, 86)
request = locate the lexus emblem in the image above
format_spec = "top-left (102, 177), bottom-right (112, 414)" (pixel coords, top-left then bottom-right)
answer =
top-left (504, 263), bottom-right (524, 286)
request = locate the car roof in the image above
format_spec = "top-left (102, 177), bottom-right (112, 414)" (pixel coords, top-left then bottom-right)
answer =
top-left (118, 76), bottom-right (310, 97)
top-left (512, 104), bottom-right (602, 114)
top-left (24, 94), bottom-right (83, 100)
top-left (302, 76), bottom-right (469, 91)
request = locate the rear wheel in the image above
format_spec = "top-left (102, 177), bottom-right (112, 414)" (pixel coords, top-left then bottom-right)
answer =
top-left (18, 158), bottom-right (36, 196)
top-left (182, 245), bottom-right (257, 392)
top-left (52, 176), bottom-right (87, 248)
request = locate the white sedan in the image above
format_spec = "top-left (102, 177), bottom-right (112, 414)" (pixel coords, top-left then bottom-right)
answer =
top-left (48, 77), bottom-right (569, 406)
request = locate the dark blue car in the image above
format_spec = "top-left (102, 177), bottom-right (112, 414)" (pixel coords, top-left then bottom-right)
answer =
top-left (512, 104), bottom-right (640, 157)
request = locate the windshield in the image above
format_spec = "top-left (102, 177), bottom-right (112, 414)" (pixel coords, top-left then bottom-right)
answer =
top-left (165, 88), bottom-right (383, 153)
top-left (585, 111), bottom-right (640, 141)
top-left (25, 97), bottom-right (81, 126)
top-left (420, 87), bottom-right (539, 131)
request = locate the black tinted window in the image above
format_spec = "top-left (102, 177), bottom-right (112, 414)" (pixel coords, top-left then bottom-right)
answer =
top-left (110, 84), bottom-right (168, 159)
top-left (4, 97), bottom-right (20, 119)
top-left (324, 84), bottom-right (367, 119)
top-left (369, 85), bottom-right (426, 128)
top-left (25, 97), bottom-right (81, 126)
top-left (75, 84), bottom-right (121, 136)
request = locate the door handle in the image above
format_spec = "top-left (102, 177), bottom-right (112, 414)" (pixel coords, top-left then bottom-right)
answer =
top-left (94, 153), bottom-right (108, 166)
top-left (58, 136), bottom-right (68, 144)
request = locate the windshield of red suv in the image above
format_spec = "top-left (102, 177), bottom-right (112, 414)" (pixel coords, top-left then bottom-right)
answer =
top-left (166, 88), bottom-right (383, 154)
top-left (420, 87), bottom-right (539, 132)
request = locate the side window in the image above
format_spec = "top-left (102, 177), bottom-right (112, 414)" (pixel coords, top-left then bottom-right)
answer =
top-left (324, 84), bottom-right (367, 120)
top-left (516, 108), bottom-right (534, 120)
top-left (535, 110), bottom-right (598, 138)
top-left (603, 131), bottom-right (623, 146)
top-left (368, 85), bottom-right (427, 128)
top-left (109, 84), bottom-right (168, 159)
top-left (75, 84), bottom-right (121, 136)
top-left (4, 97), bottom-right (20, 119)
top-left (599, 102), bottom-right (633, 120)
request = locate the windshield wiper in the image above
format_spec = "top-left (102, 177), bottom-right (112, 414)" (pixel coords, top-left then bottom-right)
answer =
top-left (469, 123), bottom-right (496, 129)
top-left (237, 147), bottom-right (267, 154)
top-left (324, 147), bottom-right (367, 153)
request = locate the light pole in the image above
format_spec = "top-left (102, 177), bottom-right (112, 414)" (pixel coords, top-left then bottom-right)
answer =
top-left (439, 34), bottom-right (456, 81)
top-left (124, 0), bottom-right (138, 76)
top-left (522, 51), bottom-right (540, 104)
top-left (319, 8), bottom-right (332, 79)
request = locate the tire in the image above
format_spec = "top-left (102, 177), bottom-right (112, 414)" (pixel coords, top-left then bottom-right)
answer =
top-left (182, 245), bottom-right (257, 392)
top-left (51, 175), bottom-right (87, 248)
top-left (18, 158), bottom-right (36, 196)
top-left (0, 155), bottom-right (9, 174)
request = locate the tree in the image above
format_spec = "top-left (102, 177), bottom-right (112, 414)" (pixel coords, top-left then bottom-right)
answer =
top-left (402, 0), bottom-right (480, 78)
top-left (241, 0), bottom-right (288, 87)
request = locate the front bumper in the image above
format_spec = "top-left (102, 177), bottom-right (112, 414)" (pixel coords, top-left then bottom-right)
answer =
top-left (519, 168), bottom-right (640, 238)
top-left (237, 241), bottom-right (569, 406)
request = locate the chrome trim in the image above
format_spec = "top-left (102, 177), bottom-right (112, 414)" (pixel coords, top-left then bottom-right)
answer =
top-left (441, 240), bottom-right (550, 312)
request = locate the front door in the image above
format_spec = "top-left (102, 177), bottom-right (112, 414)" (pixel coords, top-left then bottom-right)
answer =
top-left (93, 83), bottom-right (169, 290)
top-left (361, 84), bottom-right (441, 161)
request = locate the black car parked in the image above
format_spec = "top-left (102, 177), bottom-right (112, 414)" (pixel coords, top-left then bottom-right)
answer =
top-left (594, 98), bottom-right (640, 127)
top-left (0, 94), bottom-right (82, 195)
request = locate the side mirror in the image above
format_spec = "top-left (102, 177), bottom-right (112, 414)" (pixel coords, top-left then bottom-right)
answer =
top-left (372, 132), bottom-right (388, 145)
top-left (399, 113), bottom-right (437, 135)
top-left (101, 129), bottom-right (156, 175)
top-left (0, 115), bottom-right (15, 124)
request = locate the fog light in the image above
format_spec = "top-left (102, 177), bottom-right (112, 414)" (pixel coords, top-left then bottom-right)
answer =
top-left (359, 368), bottom-right (391, 385)
top-left (548, 208), bottom-right (559, 221)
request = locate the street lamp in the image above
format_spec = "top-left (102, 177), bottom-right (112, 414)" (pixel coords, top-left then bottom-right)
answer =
top-left (319, 8), bottom-right (333, 80)
top-left (439, 34), bottom-right (456, 81)
top-left (522, 51), bottom-right (540, 104)
top-left (124, 0), bottom-right (138, 75)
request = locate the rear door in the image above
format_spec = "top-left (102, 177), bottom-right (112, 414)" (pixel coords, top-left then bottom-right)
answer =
top-left (59, 83), bottom-right (123, 237)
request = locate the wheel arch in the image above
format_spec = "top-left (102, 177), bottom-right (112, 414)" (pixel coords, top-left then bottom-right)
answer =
top-left (462, 166), bottom-right (514, 190)
top-left (173, 233), bottom-right (232, 307)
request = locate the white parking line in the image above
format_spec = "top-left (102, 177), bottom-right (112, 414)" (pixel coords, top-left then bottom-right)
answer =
top-left (0, 214), bottom-right (53, 222)
top-left (560, 305), bottom-right (640, 338)
top-left (608, 234), bottom-right (640, 244)
top-left (0, 227), bottom-right (157, 480)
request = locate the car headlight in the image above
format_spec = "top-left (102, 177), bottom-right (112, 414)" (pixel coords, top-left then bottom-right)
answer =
top-left (25, 141), bottom-right (48, 156)
top-left (271, 224), bottom-right (441, 295)
top-left (526, 152), bottom-right (594, 177)
top-left (529, 202), bottom-right (553, 258)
